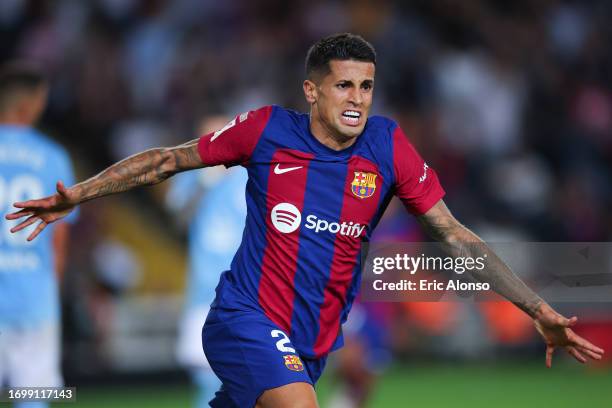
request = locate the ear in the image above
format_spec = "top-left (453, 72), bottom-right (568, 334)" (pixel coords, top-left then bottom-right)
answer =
top-left (303, 79), bottom-right (317, 104)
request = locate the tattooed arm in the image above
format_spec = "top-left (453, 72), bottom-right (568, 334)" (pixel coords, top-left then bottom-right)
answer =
top-left (417, 200), bottom-right (543, 317)
top-left (418, 200), bottom-right (604, 367)
top-left (6, 138), bottom-right (204, 240)
top-left (71, 138), bottom-right (203, 201)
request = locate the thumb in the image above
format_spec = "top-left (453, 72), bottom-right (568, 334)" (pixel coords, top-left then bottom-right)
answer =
top-left (56, 181), bottom-right (70, 199)
top-left (565, 316), bottom-right (578, 327)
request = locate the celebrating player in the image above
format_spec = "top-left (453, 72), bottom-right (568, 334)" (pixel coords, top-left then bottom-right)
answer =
top-left (0, 63), bottom-right (78, 408)
top-left (6, 34), bottom-right (604, 408)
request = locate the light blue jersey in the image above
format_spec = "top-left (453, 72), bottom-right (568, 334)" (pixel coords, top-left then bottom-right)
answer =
top-left (168, 168), bottom-right (247, 309)
top-left (0, 125), bottom-right (77, 329)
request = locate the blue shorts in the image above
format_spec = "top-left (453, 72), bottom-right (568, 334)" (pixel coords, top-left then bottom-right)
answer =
top-left (343, 302), bottom-right (392, 373)
top-left (202, 306), bottom-right (327, 407)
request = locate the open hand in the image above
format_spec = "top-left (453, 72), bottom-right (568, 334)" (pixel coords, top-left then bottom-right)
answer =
top-left (5, 181), bottom-right (78, 241)
top-left (534, 303), bottom-right (604, 368)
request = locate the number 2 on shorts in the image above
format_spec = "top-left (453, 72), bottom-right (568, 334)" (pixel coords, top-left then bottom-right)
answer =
top-left (270, 329), bottom-right (296, 353)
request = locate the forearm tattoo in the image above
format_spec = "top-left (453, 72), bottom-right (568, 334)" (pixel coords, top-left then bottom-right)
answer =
top-left (418, 204), bottom-right (543, 318)
top-left (73, 141), bottom-right (203, 203)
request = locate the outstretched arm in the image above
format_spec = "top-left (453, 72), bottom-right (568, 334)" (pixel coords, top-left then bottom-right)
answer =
top-left (6, 139), bottom-right (204, 240)
top-left (418, 200), bottom-right (604, 367)
top-left (69, 138), bottom-right (203, 202)
top-left (417, 200), bottom-right (543, 317)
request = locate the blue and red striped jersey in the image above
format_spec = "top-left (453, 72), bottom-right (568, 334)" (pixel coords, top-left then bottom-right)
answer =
top-left (197, 105), bottom-right (445, 358)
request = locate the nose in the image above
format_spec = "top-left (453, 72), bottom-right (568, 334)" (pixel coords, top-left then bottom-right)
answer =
top-left (348, 88), bottom-right (363, 106)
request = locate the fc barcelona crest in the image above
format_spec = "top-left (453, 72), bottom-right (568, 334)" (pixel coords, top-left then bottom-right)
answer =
top-left (283, 354), bottom-right (304, 372)
top-left (351, 171), bottom-right (377, 199)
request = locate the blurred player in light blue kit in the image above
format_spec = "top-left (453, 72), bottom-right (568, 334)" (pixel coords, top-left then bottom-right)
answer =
top-left (0, 63), bottom-right (77, 407)
top-left (166, 115), bottom-right (247, 408)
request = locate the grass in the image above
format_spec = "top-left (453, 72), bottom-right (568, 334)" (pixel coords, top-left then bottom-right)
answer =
top-left (43, 361), bottom-right (612, 408)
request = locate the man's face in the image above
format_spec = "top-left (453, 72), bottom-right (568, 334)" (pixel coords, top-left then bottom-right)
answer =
top-left (305, 59), bottom-right (375, 143)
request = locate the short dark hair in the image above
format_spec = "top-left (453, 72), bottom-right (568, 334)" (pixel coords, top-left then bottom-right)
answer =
top-left (0, 62), bottom-right (47, 111)
top-left (305, 33), bottom-right (376, 80)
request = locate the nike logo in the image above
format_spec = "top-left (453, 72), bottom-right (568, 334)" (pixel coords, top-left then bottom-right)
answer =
top-left (274, 164), bottom-right (303, 175)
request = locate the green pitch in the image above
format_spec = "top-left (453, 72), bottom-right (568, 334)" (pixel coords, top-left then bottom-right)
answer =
top-left (50, 361), bottom-right (611, 408)
top-left (344, 362), bottom-right (612, 408)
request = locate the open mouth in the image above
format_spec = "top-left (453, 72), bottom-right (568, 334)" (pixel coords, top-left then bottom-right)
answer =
top-left (341, 110), bottom-right (361, 126)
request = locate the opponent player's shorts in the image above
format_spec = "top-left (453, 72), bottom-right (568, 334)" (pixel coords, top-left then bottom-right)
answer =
top-left (203, 306), bottom-right (327, 408)
top-left (177, 305), bottom-right (213, 369)
top-left (0, 323), bottom-right (63, 389)
top-left (342, 302), bottom-right (392, 373)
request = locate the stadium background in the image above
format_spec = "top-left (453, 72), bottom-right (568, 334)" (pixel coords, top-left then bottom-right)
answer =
top-left (1, 0), bottom-right (611, 406)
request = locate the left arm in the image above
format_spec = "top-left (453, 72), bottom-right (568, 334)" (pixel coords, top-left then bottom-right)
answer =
top-left (417, 200), bottom-right (543, 317)
top-left (418, 200), bottom-right (604, 367)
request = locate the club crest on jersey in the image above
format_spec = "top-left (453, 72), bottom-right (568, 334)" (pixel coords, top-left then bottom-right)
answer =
top-left (283, 354), bottom-right (304, 372)
top-left (351, 171), bottom-right (377, 199)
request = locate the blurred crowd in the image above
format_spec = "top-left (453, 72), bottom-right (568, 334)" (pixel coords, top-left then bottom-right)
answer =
top-left (2, 0), bottom-right (611, 239)
top-left (1, 0), bottom-right (611, 378)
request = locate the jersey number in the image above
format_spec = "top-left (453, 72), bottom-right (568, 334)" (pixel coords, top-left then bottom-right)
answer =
top-left (0, 174), bottom-right (43, 246)
top-left (270, 329), bottom-right (296, 353)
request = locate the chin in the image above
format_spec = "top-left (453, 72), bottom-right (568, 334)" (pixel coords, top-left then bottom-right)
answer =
top-left (339, 125), bottom-right (364, 139)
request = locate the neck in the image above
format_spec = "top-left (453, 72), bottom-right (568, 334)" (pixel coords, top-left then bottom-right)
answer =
top-left (0, 111), bottom-right (30, 126)
top-left (309, 113), bottom-right (357, 152)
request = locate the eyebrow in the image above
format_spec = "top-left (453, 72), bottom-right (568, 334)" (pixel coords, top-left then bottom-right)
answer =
top-left (336, 79), bottom-right (374, 84)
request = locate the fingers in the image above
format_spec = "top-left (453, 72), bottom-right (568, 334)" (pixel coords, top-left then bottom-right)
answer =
top-left (5, 209), bottom-right (34, 221)
top-left (565, 330), bottom-right (605, 363)
top-left (546, 345), bottom-right (554, 368)
top-left (9, 215), bottom-right (39, 233)
top-left (6, 214), bottom-right (48, 241)
top-left (580, 348), bottom-right (604, 361)
top-left (12, 198), bottom-right (52, 210)
top-left (566, 346), bottom-right (587, 364)
top-left (568, 331), bottom-right (605, 356)
top-left (27, 220), bottom-right (47, 241)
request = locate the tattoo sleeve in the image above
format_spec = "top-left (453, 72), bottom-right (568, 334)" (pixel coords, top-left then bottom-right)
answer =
top-left (418, 200), bottom-right (544, 318)
top-left (71, 139), bottom-right (204, 203)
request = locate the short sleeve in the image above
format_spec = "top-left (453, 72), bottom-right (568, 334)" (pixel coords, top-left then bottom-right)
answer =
top-left (392, 126), bottom-right (445, 215)
top-left (197, 106), bottom-right (272, 167)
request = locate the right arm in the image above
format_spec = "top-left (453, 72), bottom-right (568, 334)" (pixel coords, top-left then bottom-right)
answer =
top-left (6, 139), bottom-right (204, 240)
top-left (7, 105), bottom-right (273, 241)
top-left (70, 138), bottom-right (203, 202)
